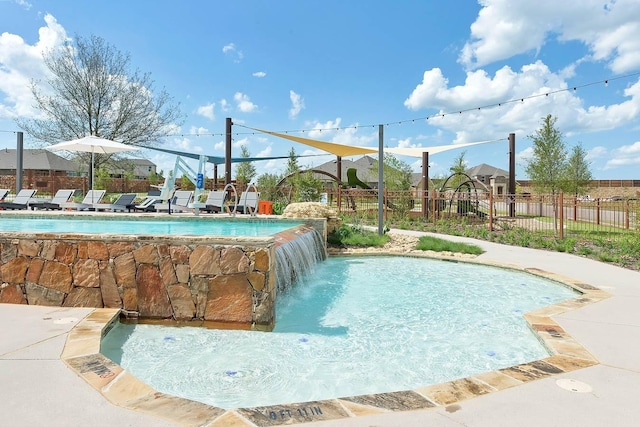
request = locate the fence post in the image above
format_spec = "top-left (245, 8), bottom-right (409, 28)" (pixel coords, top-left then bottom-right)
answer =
top-left (337, 186), bottom-right (342, 214)
top-left (558, 192), bottom-right (564, 239)
top-left (489, 188), bottom-right (493, 232)
top-left (573, 196), bottom-right (577, 221)
top-left (596, 198), bottom-right (601, 225)
top-left (625, 200), bottom-right (630, 230)
top-left (431, 189), bottom-right (437, 223)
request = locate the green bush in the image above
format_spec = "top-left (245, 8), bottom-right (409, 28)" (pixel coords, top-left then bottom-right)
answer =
top-left (328, 224), bottom-right (389, 247)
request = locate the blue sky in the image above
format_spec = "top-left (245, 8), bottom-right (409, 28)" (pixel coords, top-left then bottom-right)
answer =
top-left (1, 0), bottom-right (640, 181)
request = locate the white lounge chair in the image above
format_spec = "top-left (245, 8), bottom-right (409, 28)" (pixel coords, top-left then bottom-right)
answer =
top-left (198, 190), bottom-right (227, 213)
top-left (92, 193), bottom-right (137, 212)
top-left (0, 189), bottom-right (37, 210)
top-left (0, 189), bottom-right (9, 202)
top-left (236, 191), bottom-right (260, 215)
top-left (29, 189), bottom-right (76, 210)
top-left (134, 196), bottom-right (158, 212)
top-left (61, 190), bottom-right (106, 211)
top-left (154, 190), bottom-right (194, 213)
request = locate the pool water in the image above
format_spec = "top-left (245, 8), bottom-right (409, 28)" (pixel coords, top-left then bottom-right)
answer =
top-left (101, 256), bottom-right (578, 409)
top-left (0, 216), bottom-right (300, 236)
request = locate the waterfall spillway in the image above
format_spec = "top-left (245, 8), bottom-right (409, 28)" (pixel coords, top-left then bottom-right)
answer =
top-left (275, 226), bottom-right (327, 294)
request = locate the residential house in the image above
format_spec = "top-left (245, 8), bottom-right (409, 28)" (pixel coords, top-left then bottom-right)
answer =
top-left (465, 163), bottom-right (511, 195)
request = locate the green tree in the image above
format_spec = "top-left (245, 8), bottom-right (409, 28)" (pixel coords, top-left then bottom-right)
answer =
top-left (448, 150), bottom-right (467, 189)
top-left (371, 153), bottom-right (413, 191)
top-left (563, 143), bottom-right (593, 198)
top-left (235, 145), bottom-right (257, 186)
top-left (17, 34), bottom-right (183, 189)
top-left (284, 147), bottom-right (300, 176)
top-left (525, 114), bottom-right (567, 229)
top-left (290, 171), bottom-right (324, 202)
top-left (257, 172), bottom-right (285, 203)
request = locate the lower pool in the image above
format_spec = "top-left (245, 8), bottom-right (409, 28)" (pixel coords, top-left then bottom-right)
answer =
top-left (101, 256), bottom-right (578, 409)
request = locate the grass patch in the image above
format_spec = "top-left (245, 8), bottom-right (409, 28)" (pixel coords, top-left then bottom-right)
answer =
top-left (416, 235), bottom-right (484, 255)
top-left (328, 224), bottom-right (390, 247)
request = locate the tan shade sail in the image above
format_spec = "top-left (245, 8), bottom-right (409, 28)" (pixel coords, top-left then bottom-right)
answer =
top-left (247, 127), bottom-right (378, 157)
top-left (247, 126), bottom-right (505, 158)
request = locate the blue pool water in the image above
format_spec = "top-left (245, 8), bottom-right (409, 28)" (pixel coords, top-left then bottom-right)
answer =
top-left (0, 216), bottom-right (301, 236)
top-left (101, 256), bottom-right (578, 409)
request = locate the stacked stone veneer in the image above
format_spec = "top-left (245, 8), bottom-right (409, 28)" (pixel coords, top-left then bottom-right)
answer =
top-left (0, 222), bottom-right (325, 328)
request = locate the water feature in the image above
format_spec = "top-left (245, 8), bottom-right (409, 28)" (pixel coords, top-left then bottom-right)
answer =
top-left (275, 228), bottom-right (327, 293)
top-left (101, 256), bottom-right (578, 409)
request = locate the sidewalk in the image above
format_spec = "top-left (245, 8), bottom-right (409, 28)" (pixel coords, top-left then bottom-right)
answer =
top-left (1, 231), bottom-right (639, 426)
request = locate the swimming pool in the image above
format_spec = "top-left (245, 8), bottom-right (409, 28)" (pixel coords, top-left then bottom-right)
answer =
top-left (0, 215), bottom-right (302, 236)
top-left (101, 256), bottom-right (578, 409)
top-left (0, 213), bottom-right (325, 327)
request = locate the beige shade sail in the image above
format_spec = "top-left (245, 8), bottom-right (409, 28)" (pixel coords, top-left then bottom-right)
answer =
top-left (246, 127), bottom-right (378, 157)
top-left (246, 126), bottom-right (505, 158)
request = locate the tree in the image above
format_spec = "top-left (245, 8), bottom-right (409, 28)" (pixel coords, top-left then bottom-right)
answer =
top-left (285, 147), bottom-right (300, 176)
top-left (525, 114), bottom-right (567, 229)
top-left (235, 145), bottom-right (257, 186)
top-left (371, 153), bottom-right (413, 191)
top-left (17, 34), bottom-right (183, 187)
top-left (448, 150), bottom-right (467, 189)
top-left (563, 143), bottom-right (593, 198)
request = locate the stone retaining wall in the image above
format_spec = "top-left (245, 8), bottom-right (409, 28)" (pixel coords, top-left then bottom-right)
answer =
top-left (0, 232), bottom-right (282, 327)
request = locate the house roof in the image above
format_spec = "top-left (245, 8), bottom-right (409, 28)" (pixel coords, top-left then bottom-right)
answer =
top-left (465, 163), bottom-right (509, 178)
top-left (0, 149), bottom-right (78, 171)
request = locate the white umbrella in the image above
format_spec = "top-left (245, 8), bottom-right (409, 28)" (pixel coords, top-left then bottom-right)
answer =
top-left (48, 135), bottom-right (140, 202)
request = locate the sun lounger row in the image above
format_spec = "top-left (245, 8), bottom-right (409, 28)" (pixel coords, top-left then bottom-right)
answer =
top-left (0, 188), bottom-right (264, 214)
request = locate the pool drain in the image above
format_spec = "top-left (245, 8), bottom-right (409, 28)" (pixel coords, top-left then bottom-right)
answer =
top-left (556, 378), bottom-right (592, 393)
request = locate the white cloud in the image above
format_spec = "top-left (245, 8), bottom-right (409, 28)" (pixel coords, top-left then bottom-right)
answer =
top-left (196, 103), bottom-right (215, 120)
top-left (232, 136), bottom-right (249, 148)
top-left (219, 99), bottom-right (230, 112)
top-left (605, 141), bottom-right (640, 169)
top-left (222, 43), bottom-right (243, 62)
top-left (0, 13), bottom-right (69, 119)
top-left (253, 71), bottom-right (266, 78)
top-left (516, 147), bottom-right (534, 164)
top-left (14, 0), bottom-right (32, 10)
top-left (256, 145), bottom-right (272, 157)
top-left (288, 90), bottom-right (305, 119)
top-left (404, 61), bottom-right (640, 145)
top-left (189, 126), bottom-right (209, 135)
top-left (586, 146), bottom-right (608, 160)
top-left (234, 92), bottom-right (257, 113)
top-left (460, 0), bottom-right (640, 73)
top-left (306, 118), bottom-right (342, 138)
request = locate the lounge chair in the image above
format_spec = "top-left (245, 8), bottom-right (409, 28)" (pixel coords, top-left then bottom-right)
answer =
top-left (154, 190), bottom-right (194, 213)
top-left (0, 189), bottom-right (9, 202)
top-left (60, 190), bottom-right (106, 211)
top-left (236, 191), bottom-right (260, 215)
top-left (92, 193), bottom-right (137, 212)
top-left (134, 196), bottom-right (158, 212)
top-left (0, 189), bottom-right (37, 210)
top-left (193, 190), bottom-right (227, 214)
top-left (29, 189), bottom-right (76, 210)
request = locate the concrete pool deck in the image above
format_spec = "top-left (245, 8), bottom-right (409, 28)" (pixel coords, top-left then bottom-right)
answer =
top-left (1, 229), bottom-right (640, 426)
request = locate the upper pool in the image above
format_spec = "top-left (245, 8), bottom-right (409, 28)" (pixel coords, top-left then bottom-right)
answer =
top-left (0, 215), bottom-right (303, 237)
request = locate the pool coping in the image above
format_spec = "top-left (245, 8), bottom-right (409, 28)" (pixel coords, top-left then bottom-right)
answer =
top-left (60, 252), bottom-right (610, 427)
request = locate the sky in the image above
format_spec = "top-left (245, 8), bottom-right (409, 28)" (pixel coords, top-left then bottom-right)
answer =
top-left (1, 0), bottom-right (640, 181)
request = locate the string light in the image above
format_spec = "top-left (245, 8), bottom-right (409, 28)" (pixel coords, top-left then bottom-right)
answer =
top-left (1, 72), bottom-right (638, 139)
